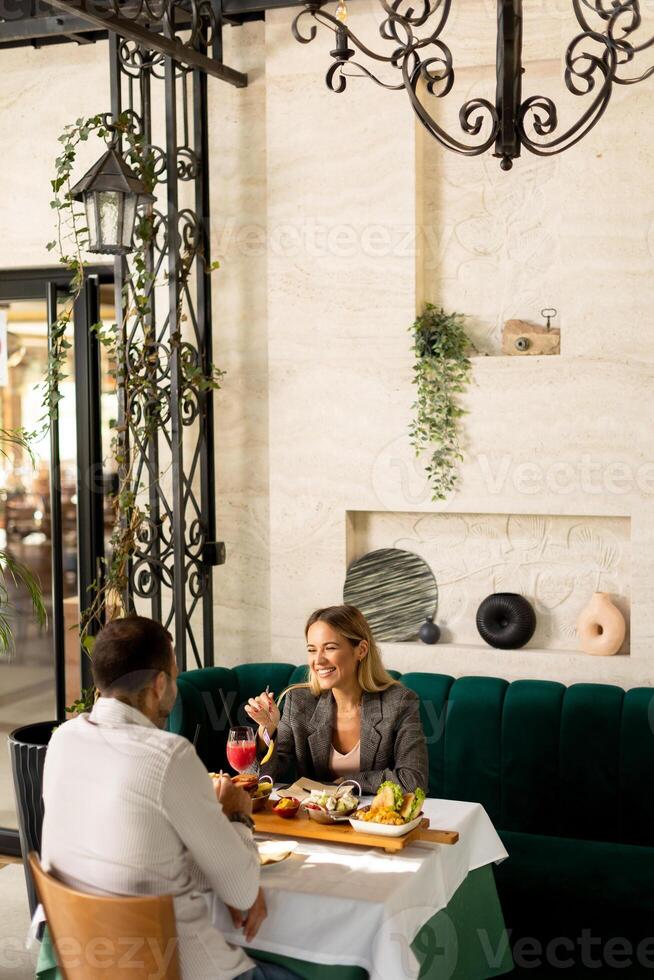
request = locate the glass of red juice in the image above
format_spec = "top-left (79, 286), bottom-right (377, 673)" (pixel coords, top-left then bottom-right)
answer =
top-left (226, 726), bottom-right (257, 773)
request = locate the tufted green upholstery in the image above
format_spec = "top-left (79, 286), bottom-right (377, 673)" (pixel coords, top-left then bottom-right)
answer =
top-left (561, 683), bottom-right (625, 842)
top-left (621, 687), bottom-right (654, 846)
top-left (169, 662), bottom-right (654, 972)
top-left (169, 664), bottom-right (654, 849)
top-left (500, 679), bottom-right (565, 834)
top-left (401, 672), bottom-right (454, 799)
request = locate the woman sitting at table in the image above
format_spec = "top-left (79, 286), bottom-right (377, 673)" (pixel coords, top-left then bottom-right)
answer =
top-left (245, 604), bottom-right (428, 793)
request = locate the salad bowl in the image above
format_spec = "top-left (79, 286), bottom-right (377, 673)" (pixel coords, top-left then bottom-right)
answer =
top-left (348, 780), bottom-right (426, 837)
top-left (301, 780), bottom-right (361, 824)
top-left (304, 805), bottom-right (353, 825)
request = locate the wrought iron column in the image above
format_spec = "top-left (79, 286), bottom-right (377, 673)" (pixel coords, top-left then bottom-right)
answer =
top-left (194, 52), bottom-right (224, 656)
top-left (46, 282), bottom-right (67, 720)
top-left (164, 45), bottom-right (188, 664)
top-left (110, 28), bottom-right (223, 669)
top-left (73, 275), bottom-right (104, 689)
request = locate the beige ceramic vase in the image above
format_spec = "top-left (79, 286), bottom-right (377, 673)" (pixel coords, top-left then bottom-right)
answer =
top-left (577, 592), bottom-right (626, 656)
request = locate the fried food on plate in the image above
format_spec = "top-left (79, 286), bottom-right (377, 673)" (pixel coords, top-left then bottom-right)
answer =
top-left (359, 781), bottom-right (426, 825)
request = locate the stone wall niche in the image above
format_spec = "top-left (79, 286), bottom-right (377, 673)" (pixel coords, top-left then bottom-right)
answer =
top-left (346, 510), bottom-right (631, 657)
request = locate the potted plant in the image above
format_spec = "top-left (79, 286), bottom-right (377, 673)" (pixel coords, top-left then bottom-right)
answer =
top-left (409, 304), bottom-right (474, 501)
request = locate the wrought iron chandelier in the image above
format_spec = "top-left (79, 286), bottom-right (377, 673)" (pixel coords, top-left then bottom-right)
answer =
top-left (292, 0), bottom-right (654, 170)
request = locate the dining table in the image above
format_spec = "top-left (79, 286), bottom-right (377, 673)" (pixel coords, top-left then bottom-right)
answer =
top-left (210, 796), bottom-right (513, 980)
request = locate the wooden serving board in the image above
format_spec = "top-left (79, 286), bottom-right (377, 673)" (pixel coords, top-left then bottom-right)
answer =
top-left (253, 803), bottom-right (459, 853)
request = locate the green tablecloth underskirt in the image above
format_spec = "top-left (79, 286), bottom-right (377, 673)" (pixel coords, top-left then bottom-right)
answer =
top-left (36, 864), bottom-right (513, 980)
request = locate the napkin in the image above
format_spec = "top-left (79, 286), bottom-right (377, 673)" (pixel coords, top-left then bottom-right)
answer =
top-left (274, 777), bottom-right (341, 801)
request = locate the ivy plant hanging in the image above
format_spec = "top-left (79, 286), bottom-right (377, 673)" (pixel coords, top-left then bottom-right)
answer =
top-left (409, 304), bottom-right (474, 501)
top-left (46, 112), bottom-right (224, 712)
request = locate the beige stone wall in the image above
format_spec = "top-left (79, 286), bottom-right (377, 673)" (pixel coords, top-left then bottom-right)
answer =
top-left (1, 5), bottom-right (653, 687)
top-left (0, 44), bottom-right (109, 268)
top-left (210, 22), bottom-right (271, 663)
top-left (261, 1), bottom-right (654, 686)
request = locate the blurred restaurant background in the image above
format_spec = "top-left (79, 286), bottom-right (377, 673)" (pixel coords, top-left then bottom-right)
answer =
top-left (0, 286), bottom-right (116, 830)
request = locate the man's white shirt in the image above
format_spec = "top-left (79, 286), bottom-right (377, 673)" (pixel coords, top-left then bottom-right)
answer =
top-left (41, 696), bottom-right (260, 980)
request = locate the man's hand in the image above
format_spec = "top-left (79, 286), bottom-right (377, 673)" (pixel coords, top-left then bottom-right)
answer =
top-left (212, 775), bottom-right (253, 817)
top-left (228, 888), bottom-right (267, 942)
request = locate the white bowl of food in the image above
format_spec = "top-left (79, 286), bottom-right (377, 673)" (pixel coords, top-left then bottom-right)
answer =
top-left (349, 810), bottom-right (424, 837)
top-left (349, 781), bottom-right (426, 837)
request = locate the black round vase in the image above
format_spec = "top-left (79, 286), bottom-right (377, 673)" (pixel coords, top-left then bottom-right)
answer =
top-left (8, 721), bottom-right (56, 917)
top-left (476, 593), bottom-right (536, 650)
top-left (418, 615), bottom-right (441, 645)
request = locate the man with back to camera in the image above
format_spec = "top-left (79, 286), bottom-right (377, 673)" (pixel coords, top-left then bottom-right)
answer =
top-left (41, 615), bottom-right (300, 980)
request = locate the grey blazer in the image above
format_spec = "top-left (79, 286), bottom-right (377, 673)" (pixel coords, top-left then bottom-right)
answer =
top-left (261, 683), bottom-right (428, 794)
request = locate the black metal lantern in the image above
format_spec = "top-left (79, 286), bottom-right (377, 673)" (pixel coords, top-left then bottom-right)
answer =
top-left (70, 146), bottom-right (155, 256)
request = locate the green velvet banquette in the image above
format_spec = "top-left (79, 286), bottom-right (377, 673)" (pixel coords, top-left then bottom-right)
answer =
top-left (168, 664), bottom-right (654, 977)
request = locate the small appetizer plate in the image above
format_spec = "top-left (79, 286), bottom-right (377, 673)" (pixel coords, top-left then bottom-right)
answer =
top-left (272, 797), bottom-right (301, 819)
top-left (252, 776), bottom-right (274, 812)
top-left (303, 804), bottom-right (355, 825)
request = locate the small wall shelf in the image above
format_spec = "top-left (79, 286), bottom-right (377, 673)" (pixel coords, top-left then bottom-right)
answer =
top-left (380, 640), bottom-right (647, 691)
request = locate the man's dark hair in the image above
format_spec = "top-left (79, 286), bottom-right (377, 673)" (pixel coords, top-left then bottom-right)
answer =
top-left (92, 616), bottom-right (173, 695)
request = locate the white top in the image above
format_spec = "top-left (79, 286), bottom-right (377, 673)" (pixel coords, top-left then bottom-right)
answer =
top-left (212, 796), bottom-right (508, 980)
top-left (329, 741), bottom-right (361, 779)
top-left (41, 697), bottom-right (260, 980)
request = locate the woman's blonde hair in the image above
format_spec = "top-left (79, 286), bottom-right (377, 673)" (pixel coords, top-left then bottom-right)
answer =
top-left (302, 604), bottom-right (397, 697)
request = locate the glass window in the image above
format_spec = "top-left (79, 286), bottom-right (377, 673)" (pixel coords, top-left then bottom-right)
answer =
top-left (0, 298), bottom-right (61, 831)
top-left (0, 282), bottom-right (116, 833)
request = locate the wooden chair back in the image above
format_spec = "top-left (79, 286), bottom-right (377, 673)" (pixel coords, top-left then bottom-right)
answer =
top-left (28, 853), bottom-right (181, 980)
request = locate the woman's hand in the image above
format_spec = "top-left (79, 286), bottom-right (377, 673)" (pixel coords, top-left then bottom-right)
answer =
top-left (244, 691), bottom-right (280, 741)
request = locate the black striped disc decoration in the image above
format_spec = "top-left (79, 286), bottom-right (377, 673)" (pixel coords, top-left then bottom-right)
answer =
top-left (343, 548), bottom-right (438, 643)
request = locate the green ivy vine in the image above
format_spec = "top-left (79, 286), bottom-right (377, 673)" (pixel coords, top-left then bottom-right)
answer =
top-left (46, 112), bottom-right (224, 708)
top-left (409, 304), bottom-right (474, 501)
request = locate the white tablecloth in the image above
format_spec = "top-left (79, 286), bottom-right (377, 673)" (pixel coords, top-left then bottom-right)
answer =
top-left (211, 798), bottom-right (508, 980)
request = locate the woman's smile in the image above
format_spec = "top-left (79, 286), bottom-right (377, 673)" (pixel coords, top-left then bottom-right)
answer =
top-left (307, 621), bottom-right (361, 690)
top-left (314, 663), bottom-right (339, 687)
